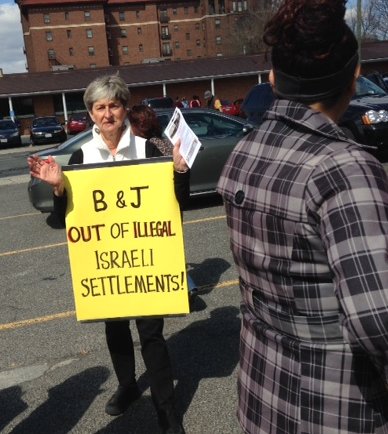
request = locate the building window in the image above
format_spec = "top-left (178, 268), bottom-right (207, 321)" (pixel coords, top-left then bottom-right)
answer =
top-left (88, 46), bottom-right (95, 56)
top-left (122, 46), bottom-right (128, 55)
top-left (48, 49), bottom-right (56, 59)
top-left (196, 39), bottom-right (201, 47)
top-left (215, 19), bottom-right (221, 29)
top-left (46, 31), bottom-right (53, 41)
top-left (43, 14), bottom-right (50, 24)
top-left (187, 49), bottom-right (192, 56)
top-left (175, 41), bottom-right (180, 49)
top-left (216, 36), bottom-right (222, 45)
top-left (86, 29), bottom-right (93, 39)
top-left (184, 6), bottom-right (189, 14)
top-left (232, 1), bottom-right (245, 12)
top-left (84, 11), bottom-right (91, 21)
top-left (217, 52), bottom-right (223, 57)
top-left (185, 33), bottom-right (190, 40)
top-left (161, 26), bottom-right (169, 38)
top-left (137, 27), bottom-right (142, 35)
top-left (119, 11), bottom-right (125, 21)
top-left (65, 11), bottom-right (69, 20)
top-left (194, 6), bottom-right (199, 13)
top-left (90, 63), bottom-right (96, 68)
top-left (120, 28), bottom-right (127, 38)
top-left (69, 47), bottom-right (74, 56)
top-left (139, 44), bottom-right (143, 52)
top-left (67, 29), bottom-right (72, 39)
top-left (172, 8), bottom-right (177, 15)
top-left (162, 43), bottom-right (172, 56)
top-left (174, 24), bottom-right (179, 31)
top-left (135, 11), bottom-right (140, 18)
top-left (195, 22), bottom-right (200, 30)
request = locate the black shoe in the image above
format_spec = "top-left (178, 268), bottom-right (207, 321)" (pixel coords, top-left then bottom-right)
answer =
top-left (189, 289), bottom-right (198, 311)
top-left (105, 384), bottom-right (141, 416)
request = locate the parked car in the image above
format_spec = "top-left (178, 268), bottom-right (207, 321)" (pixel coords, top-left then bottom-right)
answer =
top-left (141, 97), bottom-right (175, 109)
top-left (221, 98), bottom-right (244, 117)
top-left (28, 108), bottom-right (254, 212)
top-left (67, 112), bottom-right (91, 135)
top-left (0, 119), bottom-right (22, 147)
top-left (30, 116), bottom-right (67, 146)
top-left (241, 76), bottom-right (388, 162)
top-left (365, 72), bottom-right (388, 93)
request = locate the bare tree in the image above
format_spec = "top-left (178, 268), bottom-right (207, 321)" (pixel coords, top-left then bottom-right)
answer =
top-left (229, 0), bottom-right (282, 55)
top-left (374, 0), bottom-right (388, 39)
top-left (347, 0), bottom-right (388, 40)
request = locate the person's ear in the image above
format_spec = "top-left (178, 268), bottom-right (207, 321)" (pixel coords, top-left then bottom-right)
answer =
top-left (350, 64), bottom-right (361, 94)
top-left (269, 69), bottom-right (275, 87)
top-left (88, 110), bottom-right (96, 124)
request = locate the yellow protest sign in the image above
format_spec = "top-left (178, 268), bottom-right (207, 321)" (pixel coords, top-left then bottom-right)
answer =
top-left (63, 158), bottom-right (189, 322)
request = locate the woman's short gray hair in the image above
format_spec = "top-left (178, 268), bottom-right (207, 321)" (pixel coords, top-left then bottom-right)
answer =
top-left (83, 75), bottom-right (130, 112)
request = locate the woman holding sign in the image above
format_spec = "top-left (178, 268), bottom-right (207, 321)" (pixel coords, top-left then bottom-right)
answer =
top-left (28, 75), bottom-right (188, 434)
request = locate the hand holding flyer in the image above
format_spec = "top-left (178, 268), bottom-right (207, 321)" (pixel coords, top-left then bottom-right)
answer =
top-left (164, 108), bottom-right (202, 168)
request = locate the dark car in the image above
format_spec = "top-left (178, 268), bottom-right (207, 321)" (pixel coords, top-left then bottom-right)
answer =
top-left (67, 112), bottom-right (91, 135)
top-left (141, 97), bottom-right (175, 109)
top-left (340, 76), bottom-right (388, 161)
top-left (30, 116), bottom-right (67, 146)
top-left (365, 72), bottom-right (388, 93)
top-left (0, 119), bottom-right (22, 147)
top-left (28, 108), bottom-right (254, 212)
top-left (241, 76), bottom-right (388, 162)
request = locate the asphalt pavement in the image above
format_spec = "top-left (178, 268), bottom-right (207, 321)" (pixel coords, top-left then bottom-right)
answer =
top-left (0, 157), bottom-right (244, 434)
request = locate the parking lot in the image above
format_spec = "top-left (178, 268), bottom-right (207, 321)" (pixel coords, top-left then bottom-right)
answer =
top-left (0, 146), bottom-right (243, 434)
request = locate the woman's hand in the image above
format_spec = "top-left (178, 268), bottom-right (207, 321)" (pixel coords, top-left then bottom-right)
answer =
top-left (172, 139), bottom-right (189, 173)
top-left (27, 155), bottom-right (65, 196)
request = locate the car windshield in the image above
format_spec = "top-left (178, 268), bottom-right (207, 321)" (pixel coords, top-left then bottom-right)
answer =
top-left (143, 98), bottom-right (174, 108)
top-left (34, 117), bottom-right (59, 126)
top-left (354, 76), bottom-right (387, 98)
top-left (0, 121), bottom-right (16, 130)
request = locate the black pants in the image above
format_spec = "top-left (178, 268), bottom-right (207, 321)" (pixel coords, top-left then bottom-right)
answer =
top-left (105, 318), bottom-right (179, 429)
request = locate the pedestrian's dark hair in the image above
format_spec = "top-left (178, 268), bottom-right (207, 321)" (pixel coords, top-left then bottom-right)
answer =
top-left (129, 104), bottom-right (162, 139)
top-left (263, 0), bottom-right (358, 105)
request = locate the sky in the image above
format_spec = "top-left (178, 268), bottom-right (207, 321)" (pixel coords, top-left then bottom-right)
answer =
top-left (0, 0), bottom-right (26, 74)
top-left (0, 0), bottom-right (358, 75)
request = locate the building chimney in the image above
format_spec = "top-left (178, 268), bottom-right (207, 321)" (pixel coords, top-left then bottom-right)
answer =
top-left (0, 68), bottom-right (3, 78)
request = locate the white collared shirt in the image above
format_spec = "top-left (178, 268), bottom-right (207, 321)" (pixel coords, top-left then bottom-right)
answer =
top-left (81, 120), bottom-right (146, 163)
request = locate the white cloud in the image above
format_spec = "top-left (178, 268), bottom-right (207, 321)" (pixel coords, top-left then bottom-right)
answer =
top-left (0, 2), bottom-right (27, 74)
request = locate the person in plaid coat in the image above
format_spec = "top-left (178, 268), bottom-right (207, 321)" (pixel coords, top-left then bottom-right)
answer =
top-left (217, 0), bottom-right (388, 433)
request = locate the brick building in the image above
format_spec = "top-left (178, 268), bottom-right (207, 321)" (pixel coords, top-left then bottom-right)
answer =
top-left (16, 0), bottom-right (263, 73)
top-left (1, 39), bottom-right (387, 134)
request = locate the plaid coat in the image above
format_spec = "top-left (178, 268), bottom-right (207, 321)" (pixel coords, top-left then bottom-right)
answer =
top-left (217, 100), bottom-right (388, 434)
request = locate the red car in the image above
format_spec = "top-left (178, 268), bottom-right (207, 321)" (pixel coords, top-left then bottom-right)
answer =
top-left (221, 98), bottom-right (244, 116)
top-left (67, 112), bottom-right (91, 135)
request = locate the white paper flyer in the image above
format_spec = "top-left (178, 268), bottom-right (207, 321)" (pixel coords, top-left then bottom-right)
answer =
top-left (164, 108), bottom-right (202, 168)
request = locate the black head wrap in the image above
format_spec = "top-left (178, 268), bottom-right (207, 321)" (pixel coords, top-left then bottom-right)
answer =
top-left (273, 52), bottom-right (359, 103)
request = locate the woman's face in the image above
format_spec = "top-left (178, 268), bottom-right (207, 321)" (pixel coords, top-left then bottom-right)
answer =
top-left (89, 98), bottom-right (127, 136)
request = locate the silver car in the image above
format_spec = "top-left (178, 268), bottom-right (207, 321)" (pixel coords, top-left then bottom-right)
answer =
top-left (28, 108), bottom-right (254, 212)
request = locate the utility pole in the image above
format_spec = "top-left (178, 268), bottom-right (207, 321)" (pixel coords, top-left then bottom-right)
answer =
top-left (356, 0), bottom-right (362, 59)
